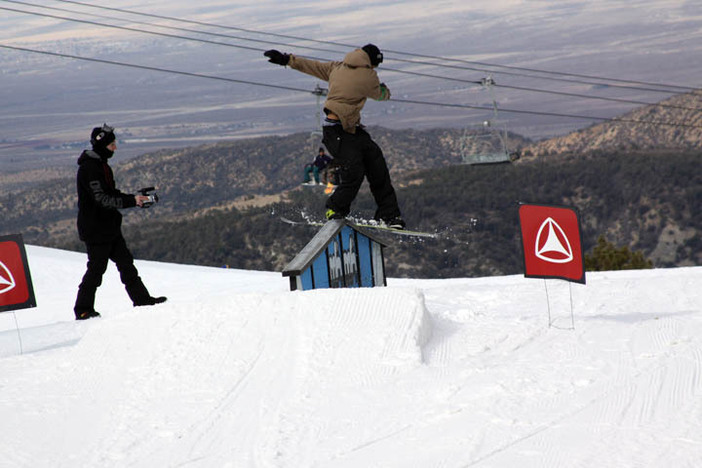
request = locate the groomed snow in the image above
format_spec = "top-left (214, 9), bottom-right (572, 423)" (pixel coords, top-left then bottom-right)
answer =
top-left (0, 245), bottom-right (700, 467)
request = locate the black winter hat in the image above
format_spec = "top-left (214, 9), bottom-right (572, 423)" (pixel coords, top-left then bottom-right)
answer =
top-left (90, 124), bottom-right (116, 149)
top-left (361, 43), bottom-right (383, 67)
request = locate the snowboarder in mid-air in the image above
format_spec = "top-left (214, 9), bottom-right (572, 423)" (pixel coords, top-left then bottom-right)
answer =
top-left (265, 43), bottom-right (405, 229)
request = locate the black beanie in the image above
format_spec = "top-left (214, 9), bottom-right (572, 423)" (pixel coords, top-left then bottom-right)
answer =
top-left (361, 43), bottom-right (383, 67)
top-left (90, 125), bottom-right (116, 150)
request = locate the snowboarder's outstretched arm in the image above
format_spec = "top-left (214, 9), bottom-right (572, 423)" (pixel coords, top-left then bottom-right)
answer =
top-left (264, 49), bottom-right (336, 82)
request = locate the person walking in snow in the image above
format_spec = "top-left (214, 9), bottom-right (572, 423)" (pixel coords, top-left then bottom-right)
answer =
top-left (264, 44), bottom-right (405, 229)
top-left (73, 124), bottom-right (166, 320)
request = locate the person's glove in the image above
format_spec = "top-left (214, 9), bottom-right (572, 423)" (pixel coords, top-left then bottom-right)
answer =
top-left (379, 82), bottom-right (391, 100)
top-left (264, 50), bottom-right (290, 66)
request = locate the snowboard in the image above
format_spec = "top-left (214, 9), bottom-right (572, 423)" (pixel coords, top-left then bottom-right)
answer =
top-left (280, 216), bottom-right (439, 239)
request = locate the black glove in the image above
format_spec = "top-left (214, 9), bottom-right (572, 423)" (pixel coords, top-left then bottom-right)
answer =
top-left (264, 50), bottom-right (290, 66)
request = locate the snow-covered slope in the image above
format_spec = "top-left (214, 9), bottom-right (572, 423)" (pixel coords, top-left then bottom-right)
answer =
top-left (0, 246), bottom-right (700, 467)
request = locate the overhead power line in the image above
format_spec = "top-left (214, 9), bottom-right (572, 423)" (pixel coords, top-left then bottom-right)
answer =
top-left (391, 97), bottom-right (701, 128)
top-left (3, 0), bottom-right (695, 95)
top-left (4, 0), bottom-right (701, 114)
top-left (0, 5), bottom-right (263, 53)
top-left (46, 0), bottom-right (699, 94)
top-left (2, 0), bottom-right (345, 56)
top-left (2, 43), bottom-right (700, 130)
top-left (0, 43), bottom-right (310, 93)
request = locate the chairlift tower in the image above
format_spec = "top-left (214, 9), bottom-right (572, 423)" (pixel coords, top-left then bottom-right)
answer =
top-left (309, 84), bottom-right (328, 153)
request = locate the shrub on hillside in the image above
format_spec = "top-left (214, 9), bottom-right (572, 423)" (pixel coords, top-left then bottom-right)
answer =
top-left (585, 235), bottom-right (653, 271)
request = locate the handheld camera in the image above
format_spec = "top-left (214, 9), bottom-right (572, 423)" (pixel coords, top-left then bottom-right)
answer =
top-left (137, 187), bottom-right (159, 208)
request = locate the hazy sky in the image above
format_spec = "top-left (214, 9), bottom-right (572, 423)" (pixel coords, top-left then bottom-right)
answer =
top-left (2, 0), bottom-right (701, 166)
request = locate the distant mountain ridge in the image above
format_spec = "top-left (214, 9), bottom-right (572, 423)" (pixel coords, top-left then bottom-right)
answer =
top-left (0, 126), bottom-right (528, 243)
top-left (1, 92), bottom-right (700, 276)
top-left (523, 92), bottom-right (702, 157)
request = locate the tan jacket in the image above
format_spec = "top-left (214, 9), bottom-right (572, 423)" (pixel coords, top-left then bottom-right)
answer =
top-left (289, 49), bottom-right (390, 133)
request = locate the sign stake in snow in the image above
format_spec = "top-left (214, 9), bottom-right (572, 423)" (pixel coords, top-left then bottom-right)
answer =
top-left (519, 203), bottom-right (585, 328)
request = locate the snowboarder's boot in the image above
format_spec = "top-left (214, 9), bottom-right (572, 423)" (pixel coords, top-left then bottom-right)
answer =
top-left (383, 216), bottom-right (406, 230)
top-left (325, 209), bottom-right (345, 220)
top-left (133, 296), bottom-right (168, 307)
top-left (75, 310), bottom-right (101, 320)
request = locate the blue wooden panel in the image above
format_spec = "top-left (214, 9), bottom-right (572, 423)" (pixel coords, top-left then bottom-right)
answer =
top-left (311, 253), bottom-right (330, 289)
top-left (300, 267), bottom-right (314, 291)
top-left (356, 234), bottom-right (374, 287)
top-left (340, 226), bottom-right (360, 287)
top-left (327, 235), bottom-right (344, 288)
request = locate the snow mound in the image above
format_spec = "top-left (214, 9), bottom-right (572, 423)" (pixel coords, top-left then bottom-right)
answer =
top-left (0, 286), bottom-right (432, 466)
top-left (2, 246), bottom-right (702, 467)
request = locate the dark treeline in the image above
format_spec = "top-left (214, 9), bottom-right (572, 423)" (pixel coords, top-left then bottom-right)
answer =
top-left (56, 150), bottom-right (699, 279)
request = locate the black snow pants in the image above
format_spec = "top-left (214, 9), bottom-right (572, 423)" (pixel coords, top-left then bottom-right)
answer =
top-left (74, 235), bottom-right (151, 317)
top-left (322, 124), bottom-right (402, 221)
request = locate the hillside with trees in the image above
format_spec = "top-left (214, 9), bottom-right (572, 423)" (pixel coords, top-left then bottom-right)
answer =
top-left (49, 150), bottom-right (700, 278)
top-left (523, 92), bottom-right (702, 157)
top-left (1, 92), bottom-right (700, 278)
top-left (0, 126), bottom-right (528, 243)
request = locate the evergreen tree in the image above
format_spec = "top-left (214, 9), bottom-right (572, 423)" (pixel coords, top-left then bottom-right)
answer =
top-left (585, 235), bottom-right (653, 271)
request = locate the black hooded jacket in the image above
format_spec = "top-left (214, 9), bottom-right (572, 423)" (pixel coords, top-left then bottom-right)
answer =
top-left (76, 150), bottom-right (136, 243)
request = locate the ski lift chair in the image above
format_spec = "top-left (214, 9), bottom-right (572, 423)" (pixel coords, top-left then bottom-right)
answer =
top-left (459, 76), bottom-right (521, 165)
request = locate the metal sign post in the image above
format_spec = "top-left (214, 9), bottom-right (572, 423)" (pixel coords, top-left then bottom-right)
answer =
top-left (544, 279), bottom-right (576, 330)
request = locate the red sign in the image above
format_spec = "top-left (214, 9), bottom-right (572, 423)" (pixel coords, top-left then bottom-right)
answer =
top-left (0, 235), bottom-right (36, 312)
top-left (519, 204), bottom-right (586, 284)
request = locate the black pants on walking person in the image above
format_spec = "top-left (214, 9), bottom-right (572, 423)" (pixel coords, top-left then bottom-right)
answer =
top-left (322, 124), bottom-right (401, 221)
top-left (74, 235), bottom-right (151, 318)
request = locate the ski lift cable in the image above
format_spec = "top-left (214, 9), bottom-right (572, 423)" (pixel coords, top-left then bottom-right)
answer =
top-left (1, 0), bottom-right (349, 56)
top-left (496, 83), bottom-right (702, 112)
top-left (45, 0), bottom-right (700, 93)
top-left (5, 7), bottom-right (699, 121)
top-left (1, 3), bottom-right (472, 95)
top-left (391, 97), bottom-right (702, 129)
top-left (4, 2), bottom-right (699, 104)
top-left (0, 5), bottom-right (264, 53)
top-left (0, 43), bottom-right (311, 93)
top-left (2, 43), bottom-right (700, 131)
top-left (382, 50), bottom-right (698, 93)
top-left (1, 2), bottom-right (478, 99)
top-left (0, 1), bottom-right (483, 88)
top-left (376, 67), bottom-right (702, 112)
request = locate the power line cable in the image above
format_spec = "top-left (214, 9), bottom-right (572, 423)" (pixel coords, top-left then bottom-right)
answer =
top-left (2, 0), bottom-right (347, 56)
top-left (382, 50), bottom-right (698, 93)
top-left (0, 5), bottom-right (264, 53)
top-left (6, 0), bottom-right (701, 111)
top-left (0, 43), bottom-right (310, 93)
top-left (46, 0), bottom-right (700, 93)
top-left (1, 43), bottom-right (699, 130)
top-left (391, 96), bottom-right (700, 129)
top-left (5, 1), bottom-right (700, 113)
top-left (496, 82), bottom-right (701, 112)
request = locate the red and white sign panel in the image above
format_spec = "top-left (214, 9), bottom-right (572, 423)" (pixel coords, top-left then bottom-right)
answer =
top-left (519, 204), bottom-right (586, 284)
top-left (0, 234), bottom-right (37, 312)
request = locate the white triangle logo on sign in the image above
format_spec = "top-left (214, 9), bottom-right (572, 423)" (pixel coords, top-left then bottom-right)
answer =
top-left (535, 217), bottom-right (574, 264)
top-left (0, 260), bottom-right (17, 295)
